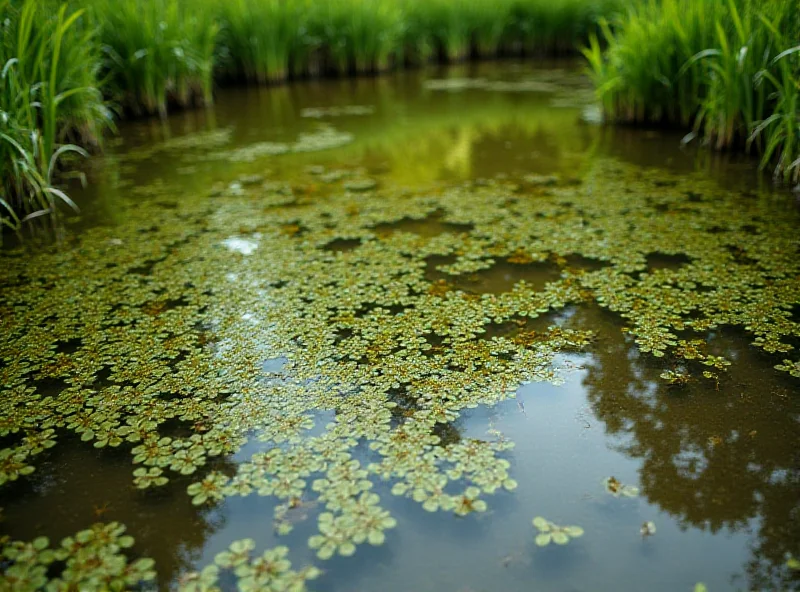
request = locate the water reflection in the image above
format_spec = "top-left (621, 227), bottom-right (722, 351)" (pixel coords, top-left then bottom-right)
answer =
top-left (573, 305), bottom-right (800, 591)
top-left (0, 441), bottom-right (240, 588)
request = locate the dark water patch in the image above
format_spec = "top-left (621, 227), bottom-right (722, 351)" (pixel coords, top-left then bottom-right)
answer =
top-left (31, 377), bottom-right (69, 397)
top-left (128, 260), bottom-right (159, 276)
top-left (322, 238), bottom-right (361, 253)
top-left (92, 365), bottom-right (113, 387)
top-left (55, 338), bottom-right (83, 355)
top-left (685, 191), bottom-right (704, 203)
top-left (562, 254), bottom-right (610, 272)
top-left (726, 244), bottom-right (759, 266)
top-left (456, 260), bottom-right (562, 294)
top-left (373, 213), bottom-right (473, 238)
top-left (424, 255), bottom-right (459, 283)
top-left (646, 253), bottom-right (693, 272)
top-left (432, 422), bottom-right (462, 447)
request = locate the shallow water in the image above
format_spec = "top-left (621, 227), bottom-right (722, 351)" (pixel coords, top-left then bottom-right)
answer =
top-left (1, 61), bottom-right (799, 592)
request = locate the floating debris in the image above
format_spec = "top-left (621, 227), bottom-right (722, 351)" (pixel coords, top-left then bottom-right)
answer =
top-left (604, 476), bottom-right (640, 498)
top-left (640, 521), bottom-right (657, 537)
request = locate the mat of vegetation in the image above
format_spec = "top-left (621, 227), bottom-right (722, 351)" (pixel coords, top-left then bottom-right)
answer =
top-left (1, 156), bottom-right (798, 589)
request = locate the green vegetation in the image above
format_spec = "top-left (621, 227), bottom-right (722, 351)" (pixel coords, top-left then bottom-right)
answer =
top-left (89, 0), bottom-right (219, 116)
top-left (1, 0), bottom-right (798, 237)
top-left (584, 0), bottom-right (800, 182)
top-left (0, 0), bottom-right (109, 237)
top-left (0, 0), bottom-right (622, 235)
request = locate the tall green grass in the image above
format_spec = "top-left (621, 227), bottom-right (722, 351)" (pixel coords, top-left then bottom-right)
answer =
top-left (89, 0), bottom-right (219, 116)
top-left (584, 0), bottom-right (800, 182)
top-left (214, 0), bottom-right (623, 80)
top-left (218, 0), bottom-right (307, 83)
top-left (1, 0), bottom-right (110, 240)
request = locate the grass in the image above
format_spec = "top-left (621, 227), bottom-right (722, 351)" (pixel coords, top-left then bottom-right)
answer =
top-left (88, 0), bottom-right (219, 116)
top-left (584, 0), bottom-right (800, 182)
top-left (1, 0), bottom-right (110, 241)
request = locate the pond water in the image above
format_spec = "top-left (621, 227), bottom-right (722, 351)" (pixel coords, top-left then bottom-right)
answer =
top-left (1, 61), bottom-right (799, 592)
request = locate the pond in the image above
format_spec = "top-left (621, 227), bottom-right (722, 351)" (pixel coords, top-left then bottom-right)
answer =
top-left (1, 61), bottom-right (799, 592)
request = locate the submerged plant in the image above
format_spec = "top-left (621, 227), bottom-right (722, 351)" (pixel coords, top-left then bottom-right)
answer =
top-left (532, 516), bottom-right (584, 546)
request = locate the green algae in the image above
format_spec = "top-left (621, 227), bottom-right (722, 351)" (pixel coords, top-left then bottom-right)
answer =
top-left (1, 154), bottom-right (799, 586)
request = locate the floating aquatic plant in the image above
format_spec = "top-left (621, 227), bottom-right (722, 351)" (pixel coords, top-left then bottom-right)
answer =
top-left (210, 539), bottom-right (319, 591)
top-left (604, 476), bottom-right (640, 498)
top-left (660, 369), bottom-right (692, 386)
top-left (133, 467), bottom-right (169, 489)
top-left (177, 564), bottom-right (221, 592)
top-left (187, 471), bottom-right (230, 505)
top-left (1, 523), bottom-right (155, 591)
top-left (775, 360), bottom-right (800, 378)
top-left (532, 516), bottom-right (584, 546)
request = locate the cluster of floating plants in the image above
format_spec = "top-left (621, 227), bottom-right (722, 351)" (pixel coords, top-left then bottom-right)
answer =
top-left (300, 105), bottom-right (375, 118)
top-left (1, 156), bottom-right (798, 585)
top-left (178, 539), bottom-right (320, 592)
top-left (532, 516), bottom-right (584, 546)
top-left (1, 523), bottom-right (155, 590)
top-left (204, 126), bottom-right (354, 163)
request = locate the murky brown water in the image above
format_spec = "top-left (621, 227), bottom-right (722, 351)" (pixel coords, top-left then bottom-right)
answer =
top-left (1, 61), bottom-right (798, 592)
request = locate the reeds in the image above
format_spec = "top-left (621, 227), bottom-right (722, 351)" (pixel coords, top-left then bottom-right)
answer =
top-left (1, 0), bottom-right (110, 240)
top-left (584, 0), bottom-right (800, 182)
top-left (89, 0), bottom-right (219, 116)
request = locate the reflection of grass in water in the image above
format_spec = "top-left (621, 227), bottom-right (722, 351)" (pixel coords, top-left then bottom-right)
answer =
top-left (112, 79), bottom-right (595, 196)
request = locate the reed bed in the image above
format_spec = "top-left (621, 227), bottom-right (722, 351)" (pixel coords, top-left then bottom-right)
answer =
top-left (1, 0), bottom-right (110, 239)
top-left (584, 0), bottom-right (800, 182)
top-left (88, 0), bottom-right (218, 117)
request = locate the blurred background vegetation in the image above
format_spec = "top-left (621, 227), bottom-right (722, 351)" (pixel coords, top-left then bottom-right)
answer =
top-left (1, 0), bottom-right (797, 235)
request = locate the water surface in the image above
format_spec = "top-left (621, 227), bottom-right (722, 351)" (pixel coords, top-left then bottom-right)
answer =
top-left (1, 61), bottom-right (798, 592)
